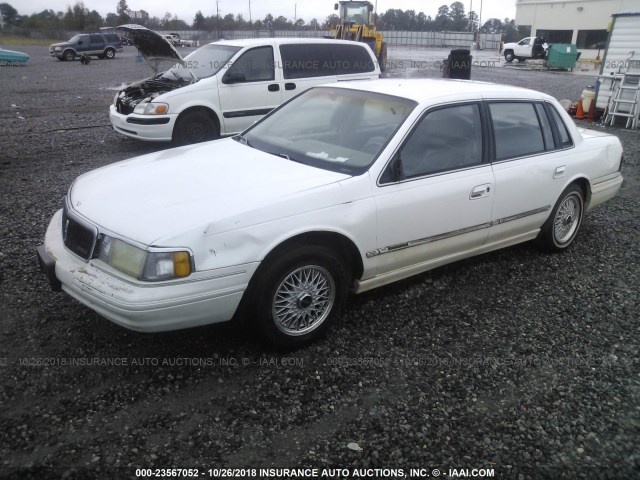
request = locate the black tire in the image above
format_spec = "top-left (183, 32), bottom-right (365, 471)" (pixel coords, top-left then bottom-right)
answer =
top-left (173, 110), bottom-right (219, 145)
top-left (537, 184), bottom-right (585, 252)
top-left (246, 245), bottom-right (349, 349)
top-left (104, 48), bottom-right (115, 59)
top-left (504, 51), bottom-right (514, 62)
top-left (63, 50), bottom-right (75, 62)
top-left (379, 42), bottom-right (388, 72)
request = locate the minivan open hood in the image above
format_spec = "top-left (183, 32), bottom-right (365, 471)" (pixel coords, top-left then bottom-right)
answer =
top-left (117, 24), bottom-right (183, 65)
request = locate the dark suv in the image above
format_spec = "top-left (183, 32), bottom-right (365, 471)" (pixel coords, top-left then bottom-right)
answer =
top-left (49, 33), bottom-right (123, 61)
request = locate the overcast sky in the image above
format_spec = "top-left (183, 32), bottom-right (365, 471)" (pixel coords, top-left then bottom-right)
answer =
top-left (17, 0), bottom-right (518, 25)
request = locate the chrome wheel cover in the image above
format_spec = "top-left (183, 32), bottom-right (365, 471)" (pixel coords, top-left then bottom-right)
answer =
top-left (554, 193), bottom-right (582, 244)
top-left (273, 265), bottom-right (335, 336)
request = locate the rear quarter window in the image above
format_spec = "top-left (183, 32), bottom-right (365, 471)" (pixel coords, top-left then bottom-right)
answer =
top-left (279, 44), bottom-right (335, 79)
top-left (547, 104), bottom-right (574, 148)
top-left (330, 44), bottom-right (376, 74)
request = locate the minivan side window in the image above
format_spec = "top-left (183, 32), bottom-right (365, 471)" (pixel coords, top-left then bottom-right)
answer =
top-left (330, 44), bottom-right (376, 74)
top-left (280, 44), bottom-right (335, 79)
top-left (398, 103), bottom-right (483, 179)
top-left (489, 102), bottom-right (545, 160)
top-left (224, 46), bottom-right (275, 83)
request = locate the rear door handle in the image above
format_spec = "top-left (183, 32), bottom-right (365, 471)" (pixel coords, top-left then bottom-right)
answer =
top-left (554, 166), bottom-right (566, 179)
top-left (285, 83), bottom-right (297, 91)
top-left (268, 84), bottom-right (280, 92)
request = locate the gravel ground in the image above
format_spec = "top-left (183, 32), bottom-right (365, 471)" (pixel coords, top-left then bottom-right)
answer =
top-left (0, 45), bottom-right (639, 480)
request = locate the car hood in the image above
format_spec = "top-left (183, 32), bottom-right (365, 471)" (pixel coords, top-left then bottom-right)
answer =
top-left (116, 24), bottom-right (183, 64)
top-left (69, 139), bottom-right (351, 246)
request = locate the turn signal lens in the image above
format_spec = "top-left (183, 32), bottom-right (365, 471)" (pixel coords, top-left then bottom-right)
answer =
top-left (173, 251), bottom-right (191, 277)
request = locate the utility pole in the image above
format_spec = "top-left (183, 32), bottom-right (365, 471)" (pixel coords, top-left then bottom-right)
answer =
top-left (249, 0), bottom-right (252, 30)
top-left (469, 0), bottom-right (473, 32)
top-left (216, 0), bottom-right (220, 39)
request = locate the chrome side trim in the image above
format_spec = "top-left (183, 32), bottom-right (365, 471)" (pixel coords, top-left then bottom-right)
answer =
top-left (366, 205), bottom-right (551, 258)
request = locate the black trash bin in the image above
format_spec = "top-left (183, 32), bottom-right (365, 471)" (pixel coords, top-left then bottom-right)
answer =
top-left (443, 48), bottom-right (472, 80)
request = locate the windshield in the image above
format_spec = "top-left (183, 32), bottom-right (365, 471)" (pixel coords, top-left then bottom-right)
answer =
top-left (161, 44), bottom-right (241, 81)
top-left (68, 34), bottom-right (81, 44)
top-left (242, 87), bottom-right (416, 175)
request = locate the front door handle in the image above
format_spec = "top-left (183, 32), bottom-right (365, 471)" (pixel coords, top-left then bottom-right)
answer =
top-left (285, 83), bottom-right (297, 91)
top-left (554, 166), bottom-right (566, 179)
top-left (268, 84), bottom-right (280, 92)
top-left (470, 184), bottom-right (491, 199)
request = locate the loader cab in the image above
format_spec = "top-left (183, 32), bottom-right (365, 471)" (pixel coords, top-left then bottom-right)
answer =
top-left (335, 1), bottom-right (374, 26)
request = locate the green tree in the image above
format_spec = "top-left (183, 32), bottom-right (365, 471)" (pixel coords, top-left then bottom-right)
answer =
top-left (434, 5), bottom-right (450, 30)
top-left (0, 2), bottom-right (19, 25)
top-left (116, 0), bottom-right (129, 23)
top-left (193, 10), bottom-right (205, 29)
top-left (448, 1), bottom-right (467, 31)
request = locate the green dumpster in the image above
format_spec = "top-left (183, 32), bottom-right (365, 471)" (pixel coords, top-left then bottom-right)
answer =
top-left (545, 44), bottom-right (581, 70)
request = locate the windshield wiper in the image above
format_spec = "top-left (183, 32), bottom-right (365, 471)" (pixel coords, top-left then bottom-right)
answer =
top-left (235, 134), bottom-right (252, 147)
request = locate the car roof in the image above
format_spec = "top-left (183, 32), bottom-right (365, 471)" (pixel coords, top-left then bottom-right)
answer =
top-left (209, 37), bottom-right (372, 48)
top-left (326, 78), bottom-right (552, 104)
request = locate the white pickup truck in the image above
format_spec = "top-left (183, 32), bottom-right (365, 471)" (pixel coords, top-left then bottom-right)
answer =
top-left (503, 36), bottom-right (548, 63)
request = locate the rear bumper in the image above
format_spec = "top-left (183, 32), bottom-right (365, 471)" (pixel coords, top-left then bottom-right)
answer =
top-left (109, 105), bottom-right (175, 142)
top-left (588, 172), bottom-right (623, 211)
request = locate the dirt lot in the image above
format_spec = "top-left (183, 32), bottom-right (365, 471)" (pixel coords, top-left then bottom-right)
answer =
top-left (1, 45), bottom-right (639, 479)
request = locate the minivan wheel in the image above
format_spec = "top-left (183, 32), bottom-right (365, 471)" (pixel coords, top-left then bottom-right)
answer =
top-left (104, 48), bottom-right (115, 59)
top-left (63, 50), bottom-right (75, 61)
top-left (174, 110), bottom-right (219, 145)
top-left (537, 184), bottom-right (585, 251)
top-left (248, 245), bottom-right (349, 349)
top-left (504, 51), bottom-right (514, 62)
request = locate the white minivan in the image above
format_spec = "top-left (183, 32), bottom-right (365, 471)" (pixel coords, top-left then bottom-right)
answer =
top-left (110, 25), bottom-right (381, 144)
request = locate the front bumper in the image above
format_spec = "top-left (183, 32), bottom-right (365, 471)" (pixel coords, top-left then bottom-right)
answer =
top-left (109, 105), bottom-right (176, 142)
top-left (37, 209), bottom-right (257, 332)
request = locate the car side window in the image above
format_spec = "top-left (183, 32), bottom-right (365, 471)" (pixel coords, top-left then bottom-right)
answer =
top-left (489, 102), bottom-right (545, 160)
top-left (546, 104), bottom-right (574, 148)
top-left (280, 44), bottom-right (335, 79)
top-left (330, 44), bottom-right (376, 74)
top-left (399, 104), bottom-right (483, 179)
top-left (225, 46), bottom-right (275, 83)
top-left (77, 35), bottom-right (89, 45)
top-left (90, 35), bottom-right (103, 44)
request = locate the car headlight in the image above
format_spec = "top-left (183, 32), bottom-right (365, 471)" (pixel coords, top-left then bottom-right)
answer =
top-left (55, 46), bottom-right (62, 51)
top-left (133, 102), bottom-right (169, 115)
top-left (98, 235), bottom-right (192, 281)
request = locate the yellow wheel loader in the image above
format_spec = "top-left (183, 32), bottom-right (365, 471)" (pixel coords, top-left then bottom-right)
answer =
top-left (332, 1), bottom-right (387, 71)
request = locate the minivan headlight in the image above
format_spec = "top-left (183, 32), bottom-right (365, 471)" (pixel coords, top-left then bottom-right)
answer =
top-left (133, 102), bottom-right (169, 115)
top-left (98, 235), bottom-right (191, 281)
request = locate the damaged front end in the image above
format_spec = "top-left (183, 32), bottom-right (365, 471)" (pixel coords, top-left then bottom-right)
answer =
top-left (114, 24), bottom-right (191, 115)
top-left (114, 74), bottom-right (192, 115)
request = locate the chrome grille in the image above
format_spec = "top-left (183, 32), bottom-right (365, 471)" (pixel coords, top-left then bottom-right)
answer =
top-left (62, 204), bottom-right (98, 261)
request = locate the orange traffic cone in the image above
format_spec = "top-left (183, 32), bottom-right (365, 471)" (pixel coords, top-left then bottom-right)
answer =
top-left (575, 100), bottom-right (584, 119)
top-left (586, 100), bottom-right (596, 122)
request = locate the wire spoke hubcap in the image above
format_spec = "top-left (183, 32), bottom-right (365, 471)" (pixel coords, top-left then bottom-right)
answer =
top-left (554, 194), bottom-right (581, 244)
top-left (273, 265), bottom-right (335, 336)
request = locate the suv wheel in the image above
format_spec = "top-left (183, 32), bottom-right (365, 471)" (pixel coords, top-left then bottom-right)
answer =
top-left (63, 50), bottom-right (75, 62)
top-left (104, 48), bottom-right (116, 59)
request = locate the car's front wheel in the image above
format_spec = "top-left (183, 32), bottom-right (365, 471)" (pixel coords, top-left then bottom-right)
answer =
top-left (63, 50), bottom-right (75, 61)
top-left (173, 110), bottom-right (219, 145)
top-left (104, 48), bottom-right (116, 59)
top-left (538, 184), bottom-right (585, 251)
top-left (248, 245), bottom-right (349, 349)
top-left (504, 51), bottom-right (514, 62)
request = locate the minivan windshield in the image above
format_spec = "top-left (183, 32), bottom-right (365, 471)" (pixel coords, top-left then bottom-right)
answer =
top-left (161, 44), bottom-right (241, 81)
top-left (241, 87), bottom-right (416, 175)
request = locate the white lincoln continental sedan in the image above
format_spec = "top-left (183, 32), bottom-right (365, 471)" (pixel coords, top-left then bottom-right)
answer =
top-left (37, 79), bottom-right (623, 348)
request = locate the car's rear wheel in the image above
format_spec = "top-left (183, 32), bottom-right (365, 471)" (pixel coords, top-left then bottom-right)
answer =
top-left (173, 110), bottom-right (219, 145)
top-left (504, 51), bottom-right (514, 62)
top-left (63, 50), bottom-right (75, 61)
top-left (379, 42), bottom-right (388, 72)
top-left (247, 245), bottom-right (349, 349)
top-left (104, 48), bottom-right (115, 59)
top-left (538, 184), bottom-right (585, 251)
